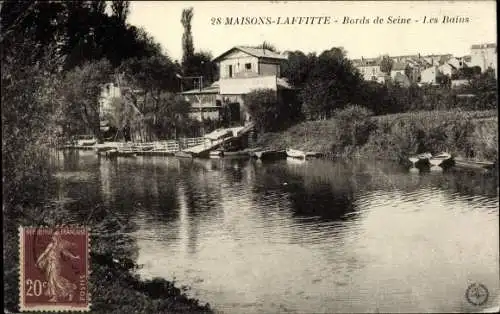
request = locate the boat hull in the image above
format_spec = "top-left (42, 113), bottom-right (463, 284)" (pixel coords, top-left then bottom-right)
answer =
top-left (454, 158), bottom-right (496, 171)
top-left (253, 150), bottom-right (287, 160)
top-left (175, 151), bottom-right (194, 158)
top-left (286, 149), bottom-right (305, 159)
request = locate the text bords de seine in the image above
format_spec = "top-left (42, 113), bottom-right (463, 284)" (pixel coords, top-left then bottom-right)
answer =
top-left (210, 15), bottom-right (469, 25)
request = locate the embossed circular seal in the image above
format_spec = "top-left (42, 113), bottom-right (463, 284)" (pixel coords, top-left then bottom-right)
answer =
top-left (466, 283), bottom-right (489, 306)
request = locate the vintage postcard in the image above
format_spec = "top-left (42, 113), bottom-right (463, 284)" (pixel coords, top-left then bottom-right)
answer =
top-left (2, 1), bottom-right (498, 313)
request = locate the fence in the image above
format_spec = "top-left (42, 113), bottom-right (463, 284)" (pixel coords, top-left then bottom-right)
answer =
top-left (112, 137), bottom-right (205, 153)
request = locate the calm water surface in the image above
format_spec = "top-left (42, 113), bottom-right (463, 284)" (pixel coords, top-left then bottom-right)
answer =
top-left (54, 150), bottom-right (499, 313)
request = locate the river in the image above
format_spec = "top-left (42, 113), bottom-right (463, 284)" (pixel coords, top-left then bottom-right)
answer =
top-left (53, 150), bottom-right (499, 313)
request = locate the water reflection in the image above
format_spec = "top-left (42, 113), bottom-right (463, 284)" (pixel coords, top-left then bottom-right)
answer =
top-left (53, 151), bottom-right (499, 313)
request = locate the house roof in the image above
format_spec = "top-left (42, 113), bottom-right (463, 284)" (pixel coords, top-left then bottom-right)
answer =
top-left (392, 62), bottom-right (406, 71)
top-left (471, 43), bottom-right (496, 49)
top-left (181, 82), bottom-right (220, 95)
top-left (212, 46), bottom-right (288, 63)
top-left (355, 58), bottom-right (381, 67)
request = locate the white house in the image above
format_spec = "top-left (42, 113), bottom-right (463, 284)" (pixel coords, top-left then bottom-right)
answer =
top-left (438, 63), bottom-right (457, 77)
top-left (420, 66), bottom-right (439, 84)
top-left (353, 57), bottom-right (383, 81)
top-left (470, 43), bottom-right (497, 75)
top-left (390, 62), bottom-right (407, 79)
top-left (180, 46), bottom-right (295, 126)
top-left (99, 82), bottom-right (121, 117)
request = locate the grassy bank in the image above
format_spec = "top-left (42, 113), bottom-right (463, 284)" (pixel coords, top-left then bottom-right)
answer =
top-left (253, 109), bottom-right (498, 162)
top-left (3, 202), bottom-right (212, 314)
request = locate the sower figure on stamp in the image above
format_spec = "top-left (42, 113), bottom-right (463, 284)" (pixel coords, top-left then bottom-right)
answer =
top-left (35, 230), bottom-right (79, 302)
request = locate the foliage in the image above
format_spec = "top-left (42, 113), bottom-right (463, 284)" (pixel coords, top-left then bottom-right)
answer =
top-left (451, 66), bottom-right (482, 80)
top-left (181, 7), bottom-right (195, 73)
top-left (2, 37), bottom-right (63, 208)
top-left (111, 0), bottom-right (130, 24)
top-left (245, 89), bottom-right (280, 132)
top-left (252, 41), bottom-right (278, 52)
top-left (0, 1), bottom-right (163, 70)
top-left (254, 109), bottom-right (497, 162)
top-left (300, 48), bottom-right (363, 119)
top-left (332, 105), bottom-right (376, 148)
top-left (60, 59), bottom-right (114, 141)
top-left (282, 50), bottom-right (316, 88)
top-left (380, 55), bottom-right (394, 74)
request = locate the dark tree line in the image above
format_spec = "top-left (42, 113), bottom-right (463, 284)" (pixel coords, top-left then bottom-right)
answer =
top-left (1, 0), bottom-right (161, 70)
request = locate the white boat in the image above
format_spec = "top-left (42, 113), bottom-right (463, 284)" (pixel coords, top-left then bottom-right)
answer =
top-left (209, 150), bottom-right (223, 158)
top-left (74, 135), bottom-right (97, 147)
top-left (286, 148), bottom-right (306, 159)
top-left (429, 152), bottom-right (452, 166)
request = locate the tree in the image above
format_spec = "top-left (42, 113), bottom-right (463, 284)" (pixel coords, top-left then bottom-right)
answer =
top-left (181, 7), bottom-right (194, 74)
top-left (60, 59), bottom-right (114, 141)
top-left (300, 48), bottom-right (363, 119)
top-left (111, 0), bottom-right (130, 24)
top-left (333, 105), bottom-right (376, 148)
top-left (252, 41), bottom-right (277, 52)
top-left (282, 50), bottom-right (314, 88)
top-left (380, 55), bottom-right (393, 75)
top-left (244, 89), bottom-right (280, 132)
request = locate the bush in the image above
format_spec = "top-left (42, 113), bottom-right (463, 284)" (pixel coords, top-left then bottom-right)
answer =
top-left (332, 105), bottom-right (376, 149)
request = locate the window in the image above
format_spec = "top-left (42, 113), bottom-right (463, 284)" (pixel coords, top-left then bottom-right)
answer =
top-left (228, 65), bottom-right (233, 78)
top-left (245, 63), bottom-right (252, 70)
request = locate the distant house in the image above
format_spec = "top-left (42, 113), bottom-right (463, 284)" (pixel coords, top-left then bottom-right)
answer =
top-left (420, 66), bottom-right (439, 84)
top-left (390, 62), bottom-right (407, 79)
top-left (376, 73), bottom-right (390, 84)
top-left (180, 46), bottom-right (295, 126)
top-left (99, 82), bottom-right (121, 118)
top-left (470, 43), bottom-right (497, 75)
top-left (447, 57), bottom-right (466, 69)
top-left (438, 63), bottom-right (457, 77)
top-left (353, 57), bottom-right (383, 81)
top-left (182, 82), bottom-right (221, 122)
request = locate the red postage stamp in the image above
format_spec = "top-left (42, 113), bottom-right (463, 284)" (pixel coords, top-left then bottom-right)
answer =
top-left (19, 226), bottom-right (90, 312)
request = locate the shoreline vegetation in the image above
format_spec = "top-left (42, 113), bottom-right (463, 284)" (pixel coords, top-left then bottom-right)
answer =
top-left (252, 108), bottom-right (498, 163)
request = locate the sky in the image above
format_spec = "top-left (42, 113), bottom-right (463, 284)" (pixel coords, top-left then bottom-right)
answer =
top-left (127, 1), bottom-right (497, 61)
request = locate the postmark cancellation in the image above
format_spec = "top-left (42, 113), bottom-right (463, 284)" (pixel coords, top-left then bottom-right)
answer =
top-left (19, 226), bottom-right (90, 312)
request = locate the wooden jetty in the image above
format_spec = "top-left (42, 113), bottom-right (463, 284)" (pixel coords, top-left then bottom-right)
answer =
top-left (181, 124), bottom-right (255, 158)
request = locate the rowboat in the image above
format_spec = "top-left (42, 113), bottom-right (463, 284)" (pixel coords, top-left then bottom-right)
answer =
top-left (286, 148), bottom-right (306, 159)
top-left (210, 149), bottom-right (251, 158)
top-left (429, 152), bottom-right (452, 166)
top-left (98, 148), bottom-right (118, 158)
top-left (175, 151), bottom-right (194, 158)
top-left (454, 158), bottom-right (496, 171)
top-left (305, 152), bottom-right (322, 158)
top-left (253, 150), bottom-right (287, 160)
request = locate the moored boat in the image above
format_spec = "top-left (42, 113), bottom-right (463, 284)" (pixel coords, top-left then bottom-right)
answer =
top-left (429, 152), bottom-right (452, 167)
top-left (408, 152), bottom-right (432, 168)
top-left (209, 150), bottom-right (223, 158)
top-left (175, 151), bottom-right (194, 158)
top-left (305, 151), bottom-right (322, 158)
top-left (453, 157), bottom-right (496, 171)
top-left (286, 148), bottom-right (306, 159)
top-left (210, 149), bottom-right (251, 158)
top-left (253, 150), bottom-right (287, 160)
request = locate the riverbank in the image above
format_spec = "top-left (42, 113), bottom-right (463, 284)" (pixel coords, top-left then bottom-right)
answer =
top-left (252, 109), bottom-right (498, 162)
top-left (3, 201), bottom-right (212, 313)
